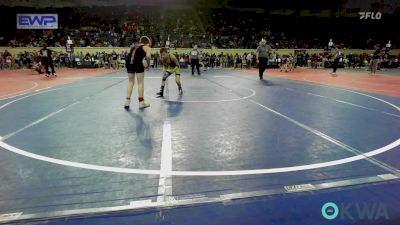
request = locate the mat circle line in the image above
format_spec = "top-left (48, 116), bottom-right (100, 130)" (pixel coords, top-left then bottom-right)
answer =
top-left (0, 78), bottom-right (399, 176)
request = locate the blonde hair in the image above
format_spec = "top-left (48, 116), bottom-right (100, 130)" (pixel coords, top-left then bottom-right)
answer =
top-left (140, 36), bottom-right (151, 45)
top-left (160, 47), bottom-right (168, 54)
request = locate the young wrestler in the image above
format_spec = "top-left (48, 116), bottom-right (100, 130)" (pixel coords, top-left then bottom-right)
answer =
top-left (124, 36), bottom-right (151, 109)
top-left (156, 48), bottom-right (183, 97)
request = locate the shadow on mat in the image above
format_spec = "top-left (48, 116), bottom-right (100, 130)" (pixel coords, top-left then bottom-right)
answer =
top-left (167, 95), bottom-right (184, 117)
top-left (125, 110), bottom-right (154, 158)
top-left (260, 79), bottom-right (274, 86)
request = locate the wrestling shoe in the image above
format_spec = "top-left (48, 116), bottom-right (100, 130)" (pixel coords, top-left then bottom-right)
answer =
top-left (139, 101), bottom-right (150, 109)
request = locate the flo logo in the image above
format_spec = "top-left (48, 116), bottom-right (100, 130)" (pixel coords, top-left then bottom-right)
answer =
top-left (359, 12), bottom-right (382, 19)
top-left (321, 202), bottom-right (390, 221)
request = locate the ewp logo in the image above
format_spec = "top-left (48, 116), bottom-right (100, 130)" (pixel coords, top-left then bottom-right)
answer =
top-left (322, 202), bottom-right (390, 221)
top-left (359, 12), bottom-right (382, 20)
top-left (17, 14), bottom-right (58, 29)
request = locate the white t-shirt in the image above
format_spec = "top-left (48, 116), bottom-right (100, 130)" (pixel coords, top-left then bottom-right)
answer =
top-left (41, 50), bottom-right (48, 57)
top-left (246, 54), bottom-right (252, 61)
top-left (190, 49), bottom-right (199, 59)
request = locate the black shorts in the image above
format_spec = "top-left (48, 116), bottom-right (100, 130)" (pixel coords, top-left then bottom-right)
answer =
top-left (191, 59), bottom-right (199, 65)
top-left (259, 57), bottom-right (268, 67)
top-left (127, 64), bottom-right (144, 73)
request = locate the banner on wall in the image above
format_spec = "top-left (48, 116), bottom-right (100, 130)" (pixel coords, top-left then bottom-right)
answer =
top-left (17, 14), bottom-right (58, 29)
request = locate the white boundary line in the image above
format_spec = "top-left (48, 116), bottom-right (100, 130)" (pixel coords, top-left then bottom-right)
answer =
top-left (230, 69), bottom-right (400, 99)
top-left (0, 141), bottom-right (161, 175)
top-left (247, 99), bottom-right (399, 173)
top-left (0, 81), bottom-right (39, 100)
top-left (0, 75), bottom-right (158, 101)
top-left (307, 92), bottom-right (325, 98)
top-left (145, 88), bottom-right (256, 103)
top-left (0, 173), bottom-right (398, 224)
top-left (0, 86), bottom-right (67, 110)
top-left (157, 121), bottom-right (173, 202)
top-left (335, 100), bottom-right (371, 110)
top-left (0, 74), bottom-right (399, 176)
top-left (305, 90), bottom-right (400, 117)
top-left (253, 72), bottom-right (400, 117)
top-left (383, 112), bottom-right (400, 118)
top-left (1, 106), bottom-right (71, 141)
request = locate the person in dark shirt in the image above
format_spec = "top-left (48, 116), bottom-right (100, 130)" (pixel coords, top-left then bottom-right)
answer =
top-left (256, 39), bottom-right (272, 80)
top-left (40, 44), bottom-right (56, 77)
top-left (124, 36), bottom-right (152, 109)
top-left (111, 51), bottom-right (118, 69)
top-left (330, 45), bottom-right (342, 76)
top-left (189, 44), bottom-right (201, 75)
top-left (370, 44), bottom-right (381, 74)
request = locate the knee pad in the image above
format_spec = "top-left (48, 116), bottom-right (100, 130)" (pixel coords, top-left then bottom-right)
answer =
top-left (163, 72), bottom-right (171, 80)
